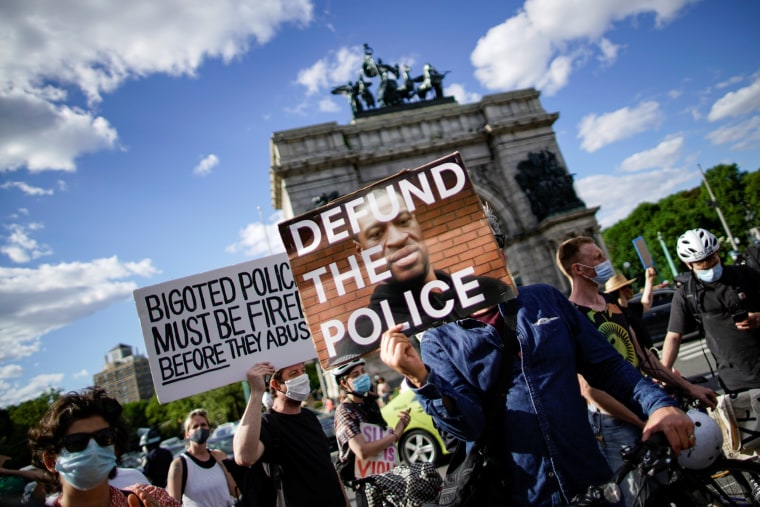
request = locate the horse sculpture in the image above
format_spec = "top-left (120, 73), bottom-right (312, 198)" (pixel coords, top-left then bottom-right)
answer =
top-left (335, 44), bottom-right (451, 116)
top-left (396, 64), bottom-right (416, 101)
top-left (414, 63), bottom-right (449, 100)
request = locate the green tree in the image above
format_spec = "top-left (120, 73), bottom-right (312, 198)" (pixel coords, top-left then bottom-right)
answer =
top-left (0, 389), bottom-right (61, 467)
top-left (602, 164), bottom-right (759, 283)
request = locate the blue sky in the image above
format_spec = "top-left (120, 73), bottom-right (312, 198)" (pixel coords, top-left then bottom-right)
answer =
top-left (1, 0), bottom-right (759, 407)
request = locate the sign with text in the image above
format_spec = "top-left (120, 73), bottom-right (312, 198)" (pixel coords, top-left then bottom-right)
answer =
top-left (355, 423), bottom-right (398, 478)
top-left (133, 254), bottom-right (316, 403)
top-left (279, 152), bottom-right (515, 370)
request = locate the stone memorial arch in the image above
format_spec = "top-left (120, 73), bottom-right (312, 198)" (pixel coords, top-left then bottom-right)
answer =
top-left (269, 87), bottom-right (603, 294)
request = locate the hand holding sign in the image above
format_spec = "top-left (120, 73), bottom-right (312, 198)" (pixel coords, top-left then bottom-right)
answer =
top-left (245, 362), bottom-right (276, 395)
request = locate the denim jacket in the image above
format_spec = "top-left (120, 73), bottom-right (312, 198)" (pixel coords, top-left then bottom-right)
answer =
top-left (413, 284), bottom-right (676, 506)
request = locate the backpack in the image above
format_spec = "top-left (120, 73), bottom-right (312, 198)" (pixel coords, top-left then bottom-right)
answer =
top-left (437, 302), bottom-right (517, 507)
top-left (230, 414), bottom-right (284, 507)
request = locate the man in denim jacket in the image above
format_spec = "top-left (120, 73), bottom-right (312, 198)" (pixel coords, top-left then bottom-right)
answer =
top-left (379, 214), bottom-right (695, 506)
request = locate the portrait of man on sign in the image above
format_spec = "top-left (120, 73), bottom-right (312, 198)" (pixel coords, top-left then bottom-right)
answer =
top-left (278, 152), bottom-right (516, 370)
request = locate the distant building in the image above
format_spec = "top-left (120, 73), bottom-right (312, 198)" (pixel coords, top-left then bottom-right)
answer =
top-left (93, 344), bottom-right (154, 404)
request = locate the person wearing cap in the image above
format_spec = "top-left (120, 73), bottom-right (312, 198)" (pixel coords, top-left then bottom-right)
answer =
top-left (557, 236), bottom-right (717, 504)
top-left (139, 428), bottom-right (173, 488)
top-left (662, 228), bottom-right (760, 393)
top-left (233, 362), bottom-right (349, 507)
top-left (332, 359), bottom-right (410, 486)
top-left (603, 267), bottom-right (657, 350)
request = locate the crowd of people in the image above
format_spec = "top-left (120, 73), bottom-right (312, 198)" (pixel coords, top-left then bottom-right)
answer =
top-left (2, 216), bottom-right (758, 507)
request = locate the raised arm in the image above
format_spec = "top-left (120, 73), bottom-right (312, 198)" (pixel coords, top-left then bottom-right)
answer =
top-left (233, 362), bottom-right (275, 466)
top-left (640, 267), bottom-right (657, 312)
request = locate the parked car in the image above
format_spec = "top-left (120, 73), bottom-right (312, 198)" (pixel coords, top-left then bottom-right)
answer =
top-left (207, 433), bottom-right (235, 458)
top-left (629, 288), bottom-right (699, 345)
top-left (211, 421), bottom-right (239, 439)
top-left (160, 436), bottom-right (188, 457)
top-left (304, 407), bottom-right (338, 453)
top-left (381, 389), bottom-right (450, 465)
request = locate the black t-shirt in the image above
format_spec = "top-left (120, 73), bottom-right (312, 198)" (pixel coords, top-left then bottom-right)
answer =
top-left (668, 266), bottom-right (760, 391)
top-left (260, 409), bottom-right (345, 507)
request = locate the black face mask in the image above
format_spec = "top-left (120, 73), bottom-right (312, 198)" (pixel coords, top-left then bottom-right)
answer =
top-left (189, 428), bottom-right (210, 444)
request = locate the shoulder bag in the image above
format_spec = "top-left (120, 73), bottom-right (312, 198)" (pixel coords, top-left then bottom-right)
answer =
top-left (437, 304), bottom-right (516, 507)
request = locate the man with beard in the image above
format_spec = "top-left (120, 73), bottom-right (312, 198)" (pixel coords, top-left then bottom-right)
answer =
top-left (233, 362), bottom-right (349, 507)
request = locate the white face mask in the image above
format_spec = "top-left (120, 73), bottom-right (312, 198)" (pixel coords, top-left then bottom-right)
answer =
top-left (283, 373), bottom-right (311, 402)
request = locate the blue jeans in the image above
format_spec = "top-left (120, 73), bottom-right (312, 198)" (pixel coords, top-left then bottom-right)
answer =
top-left (588, 409), bottom-right (642, 506)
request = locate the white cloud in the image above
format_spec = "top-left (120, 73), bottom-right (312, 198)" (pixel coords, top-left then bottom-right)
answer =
top-left (0, 371), bottom-right (64, 408)
top-left (576, 166), bottom-right (699, 227)
top-left (1, 222), bottom-right (53, 263)
top-left (708, 77), bottom-right (760, 121)
top-left (193, 154), bottom-right (220, 176)
top-left (470, 0), bottom-right (695, 95)
top-left (0, 89), bottom-right (119, 172)
top-left (0, 0), bottom-right (314, 172)
top-left (73, 369), bottom-right (89, 379)
top-left (444, 83), bottom-right (482, 105)
top-left (296, 46), bottom-right (364, 96)
top-left (619, 135), bottom-right (684, 172)
top-left (577, 101), bottom-right (662, 152)
top-left (226, 210), bottom-right (286, 257)
top-left (596, 37), bottom-right (621, 66)
top-left (0, 181), bottom-right (55, 196)
top-left (0, 256), bottom-right (158, 363)
top-left (706, 115), bottom-right (760, 151)
top-left (319, 98), bottom-right (341, 113)
top-left (715, 75), bottom-right (744, 89)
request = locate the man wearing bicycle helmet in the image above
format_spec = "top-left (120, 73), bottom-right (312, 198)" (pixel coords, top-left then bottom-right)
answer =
top-left (662, 228), bottom-right (760, 393)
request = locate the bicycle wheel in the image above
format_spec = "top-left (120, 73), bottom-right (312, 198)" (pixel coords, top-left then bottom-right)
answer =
top-left (694, 458), bottom-right (760, 507)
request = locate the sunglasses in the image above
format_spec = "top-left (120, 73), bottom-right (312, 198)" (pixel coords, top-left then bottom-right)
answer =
top-left (59, 427), bottom-right (116, 453)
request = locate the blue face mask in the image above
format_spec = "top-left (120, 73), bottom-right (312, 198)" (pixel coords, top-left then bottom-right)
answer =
top-left (350, 373), bottom-right (372, 395)
top-left (55, 439), bottom-right (116, 491)
top-left (580, 259), bottom-right (614, 285)
top-left (695, 263), bottom-right (723, 283)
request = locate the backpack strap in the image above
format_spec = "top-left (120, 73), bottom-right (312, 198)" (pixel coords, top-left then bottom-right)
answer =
top-left (683, 275), bottom-right (705, 335)
top-left (179, 454), bottom-right (188, 498)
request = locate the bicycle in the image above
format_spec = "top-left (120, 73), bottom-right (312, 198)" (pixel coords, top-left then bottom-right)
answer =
top-left (570, 388), bottom-right (760, 507)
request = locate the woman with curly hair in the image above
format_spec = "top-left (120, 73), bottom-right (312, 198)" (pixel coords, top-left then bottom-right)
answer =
top-left (28, 386), bottom-right (179, 507)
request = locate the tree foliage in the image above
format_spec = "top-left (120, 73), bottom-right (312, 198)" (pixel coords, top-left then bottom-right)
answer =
top-left (602, 164), bottom-right (760, 288)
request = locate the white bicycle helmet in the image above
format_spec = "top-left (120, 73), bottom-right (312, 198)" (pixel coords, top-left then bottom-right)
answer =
top-left (677, 409), bottom-right (723, 469)
top-left (676, 228), bottom-right (719, 263)
top-left (331, 358), bottom-right (366, 380)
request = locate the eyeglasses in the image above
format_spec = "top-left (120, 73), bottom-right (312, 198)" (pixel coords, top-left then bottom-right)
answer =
top-left (494, 234), bottom-right (506, 249)
top-left (59, 427), bottom-right (116, 453)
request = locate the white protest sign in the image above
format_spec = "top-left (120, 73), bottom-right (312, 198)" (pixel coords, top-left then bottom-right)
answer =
top-left (133, 253), bottom-right (316, 403)
top-left (354, 422), bottom-right (399, 478)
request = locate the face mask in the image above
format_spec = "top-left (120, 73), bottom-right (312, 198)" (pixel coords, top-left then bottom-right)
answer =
top-left (283, 373), bottom-right (311, 402)
top-left (350, 373), bottom-right (372, 395)
top-left (55, 439), bottom-right (116, 491)
top-left (189, 427), bottom-right (210, 444)
top-left (581, 259), bottom-right (614, 285)
top-left (695, 263), bottom-right (723, 283)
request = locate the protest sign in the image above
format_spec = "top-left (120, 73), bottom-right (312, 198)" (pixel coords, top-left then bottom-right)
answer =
top-left (133, 253), bottom-right (316, 403)
top-left (355, 423), bottom-right (398, 478)
top-left (279, 152), bottom-right (515, 370)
